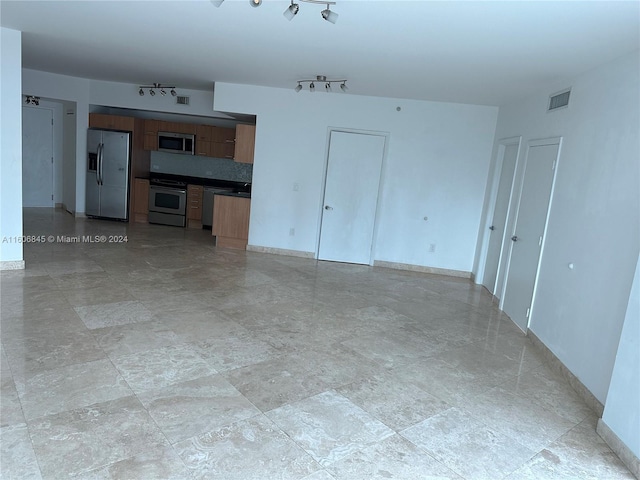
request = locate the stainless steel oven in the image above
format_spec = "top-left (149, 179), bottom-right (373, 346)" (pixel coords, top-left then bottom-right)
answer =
top-left (148, 180), bottom-right (187, 227)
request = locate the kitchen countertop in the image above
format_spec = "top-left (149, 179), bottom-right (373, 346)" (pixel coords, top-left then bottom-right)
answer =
top-left (214, 191), bottom-right (251, 199)
top-left (149, 172), bottom-right (251, 196)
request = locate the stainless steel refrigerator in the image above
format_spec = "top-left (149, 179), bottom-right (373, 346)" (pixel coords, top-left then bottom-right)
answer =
top-left (86, 129), bottom-right (131, 220)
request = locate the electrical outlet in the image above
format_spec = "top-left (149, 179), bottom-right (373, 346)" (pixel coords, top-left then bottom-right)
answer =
top-left (293, 182), bottom-right (299, 192)
top-left (429, 243), bottom-right (436, 253)
top-left (289, 228), bottom-right (295, 236)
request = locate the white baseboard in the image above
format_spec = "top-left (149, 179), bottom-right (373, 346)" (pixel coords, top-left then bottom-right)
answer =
top-left (374, 260), bottom-right (471, 278)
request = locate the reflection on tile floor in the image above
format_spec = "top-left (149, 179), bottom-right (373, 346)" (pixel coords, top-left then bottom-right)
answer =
top-left (0, 209), bottom-right (634, 479)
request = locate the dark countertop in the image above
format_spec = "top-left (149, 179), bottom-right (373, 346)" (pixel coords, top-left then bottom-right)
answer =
top-left (149, 172), bottom-right (251, 195)
top-left (214, 191), bottom-right (251, 199)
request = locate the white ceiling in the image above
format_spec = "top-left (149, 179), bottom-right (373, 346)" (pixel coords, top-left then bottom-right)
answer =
top-left (2, 0), bottom-right (638, 106)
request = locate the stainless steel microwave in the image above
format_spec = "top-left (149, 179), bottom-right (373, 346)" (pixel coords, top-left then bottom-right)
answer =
top-left (157, 132), bottom-right (195, 155)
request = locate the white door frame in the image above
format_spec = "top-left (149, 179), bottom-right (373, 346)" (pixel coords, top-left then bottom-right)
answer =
top-left (476, 135), bottom-right (522, 291)
top-left (499, 136), bottom-right (563, 328)
top-left (315, 127), bottom-right (389, 265)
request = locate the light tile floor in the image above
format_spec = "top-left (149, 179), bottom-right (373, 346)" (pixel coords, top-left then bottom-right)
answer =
top-left (0, 208), bottom-right (633, 480)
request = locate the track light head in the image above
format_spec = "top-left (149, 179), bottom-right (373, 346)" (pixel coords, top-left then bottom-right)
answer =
top-left (171, 89), bottom-right (177, 96)
top-left (284, 2), bottom-right (299, 20)
top-left (340, 82), bottom-right (348, 92)
top-left (139, 88), bottom-right (144, 96)
top-left (321, 6), bottom-right (338, 23)
top-left (149, 89), bottom-right (155, 96)
top-left (160, 88), bottom-right (166, 96)
top-left (325, 82), bottom-right (332, 92)
top-left (294, 83), bottom-right (302, 93)
top-left (309, 82), bottom-right (315, 92)
top-left (249, 0), bottom-right (262, 7)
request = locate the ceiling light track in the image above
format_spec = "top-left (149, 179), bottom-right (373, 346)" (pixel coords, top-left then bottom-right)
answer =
top-left (212, 0), bottom-right (339, 23)
top-left (295, 75), bottom-right (347, 93)
top-left (138, 83), bottom-right (177, 97)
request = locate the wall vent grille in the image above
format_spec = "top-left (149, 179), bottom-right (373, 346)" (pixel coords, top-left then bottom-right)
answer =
top-left (176, 96), bottom-right (190, 105)
top-left (548, 89), bottom-right (570, 111)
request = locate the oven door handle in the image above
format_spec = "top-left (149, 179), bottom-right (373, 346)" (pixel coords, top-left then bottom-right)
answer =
top-left (150, 186), bottom-right (187, 194)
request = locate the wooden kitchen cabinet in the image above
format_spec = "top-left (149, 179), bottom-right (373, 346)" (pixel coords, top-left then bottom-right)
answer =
top-left (157, 121), bottom-right (196, 135)
top-left (234, 124), bottom-right (256, 164)
top-left (211, 126), bottom-right (236, 159)
top-left (89, 113), bottom-right (135, 132)
top-left (143, 120), bottom-right (158, 151)
top-left (212, 195), bottom-right (250, 249)
top-left (133, 178), bottom-right (149, 223)
top-left (187, 184), bottom-right (204, 229)
top-left (195, 125), bottom-right (212, 156)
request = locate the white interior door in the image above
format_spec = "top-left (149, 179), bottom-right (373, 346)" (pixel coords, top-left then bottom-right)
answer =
top-left (318, 131), bottom-right (385, 265)
top-left (483, 143), bottom-right (519, 295)
top-left (22, 107), bottom-right (54, 207)
top-left (502, 140), bottom-right (560, 331)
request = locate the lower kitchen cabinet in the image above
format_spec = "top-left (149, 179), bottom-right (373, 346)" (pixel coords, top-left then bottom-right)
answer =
top-left (187, 185), bottom-right (204, 229)
top-left (133, 178), bottom-right (149, 223)
top-left (212, 195), bottom-right (250, 249)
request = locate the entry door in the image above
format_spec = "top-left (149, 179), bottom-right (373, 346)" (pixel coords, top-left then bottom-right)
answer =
top-left (502, 140), bottom-right (560, 331)
top-left (318, 131), bottom-right (385, 265)
top-left (483, 143), bottom-right (519, 295)
top-left (22, 107), bottom-right (54, 207)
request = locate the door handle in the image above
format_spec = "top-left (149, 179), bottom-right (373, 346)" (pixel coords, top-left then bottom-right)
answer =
top-left (511, 235), bottom-right (519, 242)
top-left (324, 205), bottom-right (333, 210)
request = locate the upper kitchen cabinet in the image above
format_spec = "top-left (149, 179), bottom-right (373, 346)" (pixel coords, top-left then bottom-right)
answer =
top-left (234, 124), bottom-right (256, 164)
top-left (195, 125), bottom-right (212, 157)
top-left (211, 126), bottom-right (236, 160)
top-left (89, 113), bottom-right (135, 132)
top-left (157, 121), bottom-right (196, 135)
top-left (143, 119), bottom-right (159, 151)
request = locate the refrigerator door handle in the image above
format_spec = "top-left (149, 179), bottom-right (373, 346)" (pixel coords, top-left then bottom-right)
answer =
top-left (98, 143), bottom-right (104, 185)
top-left (95, 143), bottom-right (102, 185)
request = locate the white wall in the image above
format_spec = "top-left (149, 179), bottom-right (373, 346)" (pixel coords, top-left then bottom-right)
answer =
top-left (0, 28), bottom-right (24, 268)
top-left (89, 79), bottom-right (225, 119)
top-left (602, 254), bottom-right (640, 458)
top-left (479, 51), bottom-right (639, 403)
top-left (214, 83), bottom-right (498, 272)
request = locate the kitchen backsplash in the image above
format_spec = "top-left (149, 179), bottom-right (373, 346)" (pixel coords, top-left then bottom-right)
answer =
top-left (150, 151), bottom-right (253, 183)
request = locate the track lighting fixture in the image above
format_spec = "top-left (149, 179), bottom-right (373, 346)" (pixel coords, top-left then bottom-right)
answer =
top-left (24, 95), bottom-right (40, 106)
top-left (321, 5), bottom-right (338, 23)
top-left (295, 76), bottom-right (347, 93)
top-left (284, 1), bottom-right (299, 20)
top-left (212, 0), bottom-right (339, 23)
top-left (137, 83), bottom-right (178, 99)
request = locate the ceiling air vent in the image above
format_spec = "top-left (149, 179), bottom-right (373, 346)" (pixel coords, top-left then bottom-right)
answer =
top-left (176, 95), bottom-right (190, 106)
top-left (548, 89), bottom-right (570, 111)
